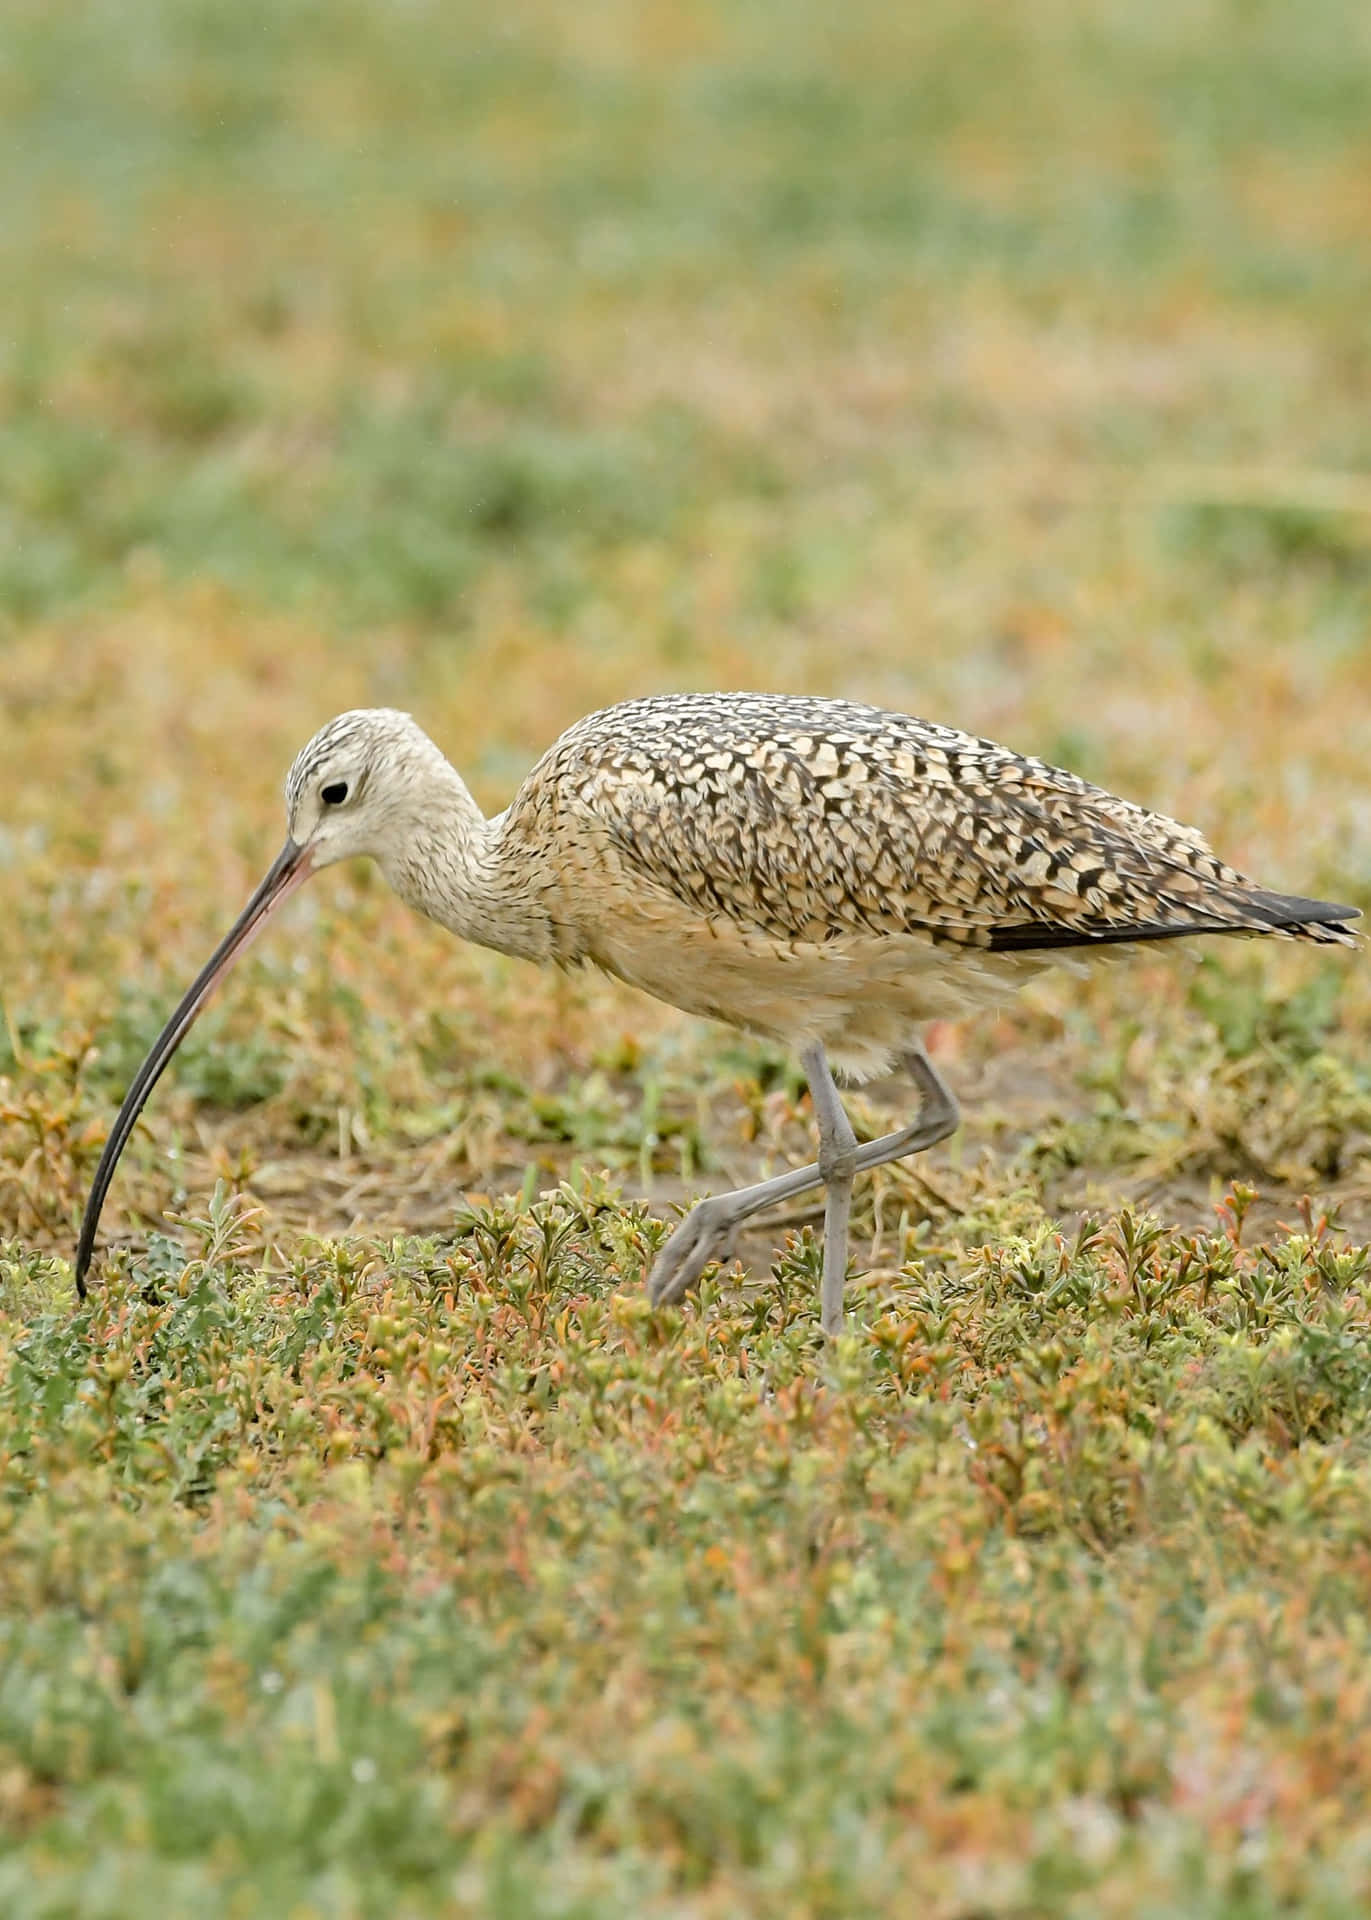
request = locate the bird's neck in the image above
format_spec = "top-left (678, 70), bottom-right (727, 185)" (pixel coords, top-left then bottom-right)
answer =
top-left (378, 771), bottom-right (555, 964)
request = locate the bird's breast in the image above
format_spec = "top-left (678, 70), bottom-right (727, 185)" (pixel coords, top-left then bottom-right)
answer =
top-left (566, 881), bottom-right (1049, 1078)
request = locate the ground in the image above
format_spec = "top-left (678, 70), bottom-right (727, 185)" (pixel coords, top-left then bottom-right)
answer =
top-left (2, 1), bottom-right (1371, 1914)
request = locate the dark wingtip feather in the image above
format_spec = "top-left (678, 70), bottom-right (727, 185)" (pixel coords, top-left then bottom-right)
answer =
top-left (1247, 892), bottom-right (1360, 940)
top-left (986, 892), bottom-right (1361, 955)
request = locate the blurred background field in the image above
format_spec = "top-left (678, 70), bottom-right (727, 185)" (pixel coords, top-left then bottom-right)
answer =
top-left (3, 2), bottom-right (1371, 1914)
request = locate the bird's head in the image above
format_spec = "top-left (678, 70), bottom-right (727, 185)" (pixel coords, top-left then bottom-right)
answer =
top-left (74, 707), bottom-right (455, 1296)
top-left (283, 707), bottom-right (451, 872)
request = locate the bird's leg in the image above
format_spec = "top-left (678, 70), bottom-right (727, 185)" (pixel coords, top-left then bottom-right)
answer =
top-left (646, 1038), bottom-right (960, 1318)
top-left (799, 1043), bottom-right (858, 1338)
top-left (856, 1039), bottom-right (961, 1177)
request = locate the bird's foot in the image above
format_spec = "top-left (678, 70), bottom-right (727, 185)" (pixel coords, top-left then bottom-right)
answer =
top-left (647, 1196), bottom-right (741, 1307)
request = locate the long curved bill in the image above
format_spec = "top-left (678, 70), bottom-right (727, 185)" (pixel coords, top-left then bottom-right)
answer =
top-left (74, 837), bottom-right (313, 1298)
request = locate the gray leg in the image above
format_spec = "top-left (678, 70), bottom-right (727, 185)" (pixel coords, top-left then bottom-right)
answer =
top-left (801, 1044), bottom-right (858, 1337)
top-left (647, 1039), bottom-right (960, 1317)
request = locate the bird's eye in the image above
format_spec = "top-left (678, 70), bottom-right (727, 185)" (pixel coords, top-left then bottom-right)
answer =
top-left (321, 781), bottom-right (349, 806)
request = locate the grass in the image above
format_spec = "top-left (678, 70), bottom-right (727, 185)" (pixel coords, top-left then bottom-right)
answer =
top-left (2, 0), bottom-right (1371, 1911)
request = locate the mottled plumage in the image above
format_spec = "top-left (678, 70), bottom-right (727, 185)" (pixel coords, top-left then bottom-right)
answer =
top-left (530, 694), bottom-right (1348, 952)
top-left (464, 694), bottom-right (1352, 1083)
top-left (77, 693), bottom-right (1358, 1329)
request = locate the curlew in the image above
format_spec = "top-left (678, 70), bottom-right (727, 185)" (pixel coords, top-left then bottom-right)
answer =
top-left (75, 695), bottom-right (1358, 1329)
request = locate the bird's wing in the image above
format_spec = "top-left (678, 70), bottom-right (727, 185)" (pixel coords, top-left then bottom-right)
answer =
top-left (558, 709), bottom-right (1357, 951)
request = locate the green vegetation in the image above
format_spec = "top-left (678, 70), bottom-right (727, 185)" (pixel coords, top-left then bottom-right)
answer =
top-left (2, 0), bottom-right (1371, 1911)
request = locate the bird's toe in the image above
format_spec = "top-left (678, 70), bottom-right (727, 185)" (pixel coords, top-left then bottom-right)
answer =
top-left (647, 1198), bottom-right (738, 1306)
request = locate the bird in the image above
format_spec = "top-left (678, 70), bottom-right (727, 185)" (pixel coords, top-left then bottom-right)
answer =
top-left (74, 694), bottom-right (1359, 1327)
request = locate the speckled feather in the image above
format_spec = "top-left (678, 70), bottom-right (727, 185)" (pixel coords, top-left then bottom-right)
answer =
top-left (512, 694), bottom-right (1354, 949)
top-left (283, 694), bottom-right (1357, 1081)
